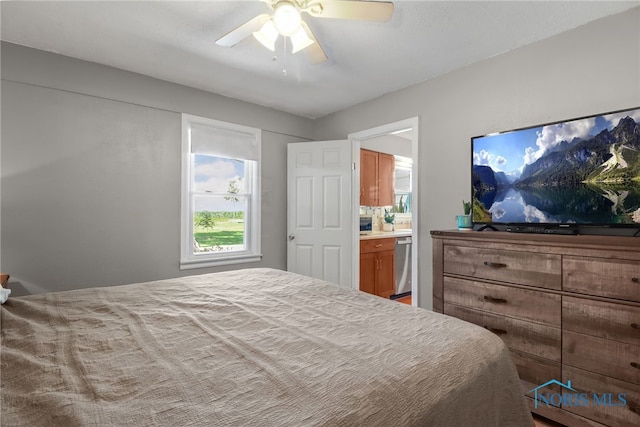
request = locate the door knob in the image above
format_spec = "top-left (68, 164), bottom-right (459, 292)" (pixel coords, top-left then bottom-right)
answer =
top-left (288, 234), bottom-right (295, 241)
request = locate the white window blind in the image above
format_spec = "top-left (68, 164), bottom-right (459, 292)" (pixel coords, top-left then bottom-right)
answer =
top-left (190, 124), bottom-right (260, 161)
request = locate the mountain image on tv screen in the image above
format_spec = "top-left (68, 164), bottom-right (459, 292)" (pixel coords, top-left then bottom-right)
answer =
top-left (472, 107), bottom-right (640, 226)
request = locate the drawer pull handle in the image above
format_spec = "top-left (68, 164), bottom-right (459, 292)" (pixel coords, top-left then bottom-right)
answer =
top-left (483, 261), bottom-right (507, 268)
top-left (632, 277), bottom-right (639, 283)
top-left (483, 295), bottom-right (507, 304)
top-left (484, 326), bottom-right (507, 335)
top-left (632, 323), bottom-right (640, 331)
top-left (631, 362), bottom-right (640, 370)
top-left (375, 244), bottom-right (382, 248)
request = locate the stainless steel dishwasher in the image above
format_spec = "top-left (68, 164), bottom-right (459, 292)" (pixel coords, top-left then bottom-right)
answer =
top-left (394, 236), bottom-right (412, 295)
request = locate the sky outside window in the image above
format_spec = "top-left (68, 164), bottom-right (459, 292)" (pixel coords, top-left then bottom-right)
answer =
top-left (193, 154), bottom-right (245, 212)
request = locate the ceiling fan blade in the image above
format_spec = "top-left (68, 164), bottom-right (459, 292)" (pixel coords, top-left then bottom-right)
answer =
top-left (306, 1), bottom-right (394, 22)
top-left (300, 21), bottom-right (327, 64)
top-left (215, 13), bottom-right (271, 47)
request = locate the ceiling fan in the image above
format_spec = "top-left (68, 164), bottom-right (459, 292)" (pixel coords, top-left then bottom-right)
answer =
top-left (215, 0), bottom-right (394, 64)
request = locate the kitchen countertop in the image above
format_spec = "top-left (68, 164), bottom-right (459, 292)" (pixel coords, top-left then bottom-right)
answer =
top-left (360, 230), bottom-right (412, 240)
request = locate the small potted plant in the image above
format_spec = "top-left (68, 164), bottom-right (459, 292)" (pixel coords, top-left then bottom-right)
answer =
top-left (383, 209), bottom-right (395, 232)
top-left (463, 200), bottom-right (471, 216)
top-left (457, 200), bottom-right (473, 229)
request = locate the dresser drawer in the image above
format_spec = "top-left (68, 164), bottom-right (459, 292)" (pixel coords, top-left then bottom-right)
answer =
top-left (563, 330), bottom-right (640, 385)
top-left (443, 276), bottom-right (561, 327)
top-left (444, 303), bottom-right (561, 361)
top-left (563, 296), bottom-right (640, 346)
top-left (360, 238), bottom-right (395, 254)
top-left (564, 256), bottom-right (640, 303)
top-left (510, 348), bottom-right (562, 399)
top-left (562, 365), bottom-right (640, 427)
top-left (443, 245), bottom-right (561, 290)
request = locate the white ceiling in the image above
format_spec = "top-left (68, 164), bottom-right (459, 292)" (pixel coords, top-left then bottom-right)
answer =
top-left (1, 1), bottom-right (638, 119)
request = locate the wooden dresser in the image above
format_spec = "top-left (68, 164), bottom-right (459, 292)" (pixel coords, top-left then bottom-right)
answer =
top-left (431, 230), bottom-right (640, 427)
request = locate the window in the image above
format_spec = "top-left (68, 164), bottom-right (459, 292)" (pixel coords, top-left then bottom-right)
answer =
top-left (181, 114), bottom-right (261, 269)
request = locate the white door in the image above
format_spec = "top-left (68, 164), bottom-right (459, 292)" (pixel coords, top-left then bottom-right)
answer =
top-left (287, 140), bottom-right (352, 287)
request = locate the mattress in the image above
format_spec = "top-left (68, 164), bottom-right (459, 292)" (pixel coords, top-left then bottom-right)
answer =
top-left (1, 268), bottom-right (533, 426)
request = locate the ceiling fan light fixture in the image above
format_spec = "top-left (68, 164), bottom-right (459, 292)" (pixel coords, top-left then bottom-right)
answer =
top-left (290, 27), bottom-right (314, 53)
top-left (216, 0), bottom-right (393, 65)
top-left (273, 1), bottom-right (302, 36)
top-left (253, 20), bottom-right (278, 51)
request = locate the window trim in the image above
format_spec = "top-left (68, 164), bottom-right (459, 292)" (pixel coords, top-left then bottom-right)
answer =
top-left (180, 114), bottom-right (262, 270)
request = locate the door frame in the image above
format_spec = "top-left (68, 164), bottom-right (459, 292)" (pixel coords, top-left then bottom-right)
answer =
top-left (349, 117), bottom-right (419, 306)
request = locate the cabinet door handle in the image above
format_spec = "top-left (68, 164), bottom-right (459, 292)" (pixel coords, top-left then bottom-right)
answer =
top-left (484, 326), bottom-right (507, 335)
top-left (630, 362), bottom-right (640, 370)
top-left (483, 261), bottom-right (507, 268)
top-left (632, 277), bottom-right (639, 283)
top-left (483, 295), bottom-right (507, 304)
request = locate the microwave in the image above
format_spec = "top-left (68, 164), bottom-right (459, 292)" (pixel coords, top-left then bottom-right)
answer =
top-left (360, 215), bottom-right (373, 234)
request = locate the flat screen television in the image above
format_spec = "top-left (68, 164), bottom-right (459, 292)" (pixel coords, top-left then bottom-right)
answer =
top-left (472, 106), bottom-right (640, 232)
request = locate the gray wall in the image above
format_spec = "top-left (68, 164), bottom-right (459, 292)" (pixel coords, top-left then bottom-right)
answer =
top-left (313, 7), bottom-right (640, 309)
top-left (1, 42), bottom-right (313, 296)
top-left (2, 7), bottom-right (639, 302)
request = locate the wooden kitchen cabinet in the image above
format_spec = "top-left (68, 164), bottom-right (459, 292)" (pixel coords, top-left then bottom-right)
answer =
top-left (378, 152), bottom-right (395, 206)
top-left (359, 252), bottom-right (378, 295)
top-left (360, 149), bottom-right (394, 207)
top-left (360, 238), bottom-right (395, 298)
top-left (360, 149), bottom-right (378, 207)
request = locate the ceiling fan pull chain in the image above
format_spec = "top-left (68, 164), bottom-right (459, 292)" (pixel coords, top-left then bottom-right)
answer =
top-left (282, 36), bottom-right (288, 76)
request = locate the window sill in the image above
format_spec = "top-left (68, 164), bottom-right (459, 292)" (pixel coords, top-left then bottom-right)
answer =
top-left (179, 254), bottom-right (262, 270)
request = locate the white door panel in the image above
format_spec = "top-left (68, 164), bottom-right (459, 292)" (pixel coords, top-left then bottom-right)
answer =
top-left (287, 140), bottom-right (352, 287)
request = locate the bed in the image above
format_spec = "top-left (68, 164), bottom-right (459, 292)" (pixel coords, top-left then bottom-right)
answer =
top-left (1, 268), bottom-right (533, 426)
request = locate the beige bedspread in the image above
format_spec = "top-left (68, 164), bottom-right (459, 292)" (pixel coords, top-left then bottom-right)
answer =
top-left (1, 268), bottom-right (533, 426)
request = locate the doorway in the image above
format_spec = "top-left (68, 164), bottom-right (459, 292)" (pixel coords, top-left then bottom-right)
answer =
top-left (349, 117), bottom-right (419, 307)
